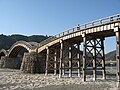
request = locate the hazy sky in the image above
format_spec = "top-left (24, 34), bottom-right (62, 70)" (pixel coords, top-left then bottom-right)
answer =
top-left (0, 0), bottom-right (119, 53)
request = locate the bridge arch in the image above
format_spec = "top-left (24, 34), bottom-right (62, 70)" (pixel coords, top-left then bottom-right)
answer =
top-left (8, 41), bottom-right (38, 58)
top-left (0, 49), bottom-right (7, 59)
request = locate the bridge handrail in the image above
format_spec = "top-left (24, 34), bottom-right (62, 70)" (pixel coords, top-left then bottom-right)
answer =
top-left (39, 14), bottom-right (120, 47)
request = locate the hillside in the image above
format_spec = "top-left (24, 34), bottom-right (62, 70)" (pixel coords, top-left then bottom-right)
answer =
top-left (105, 50), bottom-right (116, 61)
top-left (0, 34), bottom-right (49, 50)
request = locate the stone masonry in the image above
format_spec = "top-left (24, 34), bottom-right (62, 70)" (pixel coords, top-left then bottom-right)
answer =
top-left (0, 56), bottom-right (22, 69)
top-left (20, 52), bottom-right (45, 74)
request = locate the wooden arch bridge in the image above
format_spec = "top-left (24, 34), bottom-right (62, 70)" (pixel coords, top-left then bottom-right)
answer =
top-left (0, 14), bottom-right (120, 87)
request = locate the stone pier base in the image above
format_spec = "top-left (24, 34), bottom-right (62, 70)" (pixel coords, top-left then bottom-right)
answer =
top-left (0, 56), bottom-right (22, 69)
top-left (20, 52), bottom-right (45, 74)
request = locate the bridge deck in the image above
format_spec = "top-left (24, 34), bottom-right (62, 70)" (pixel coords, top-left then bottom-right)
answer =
top-left (38, 20), bottom-right (120, 53)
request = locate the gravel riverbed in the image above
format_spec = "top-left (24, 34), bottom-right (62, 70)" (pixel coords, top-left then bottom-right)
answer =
top-left (0, 69), bottom-right (119, 90)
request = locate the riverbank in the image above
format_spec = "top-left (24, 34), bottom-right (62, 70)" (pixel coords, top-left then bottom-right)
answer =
top-left (0, 69), bottom-right (118, 90)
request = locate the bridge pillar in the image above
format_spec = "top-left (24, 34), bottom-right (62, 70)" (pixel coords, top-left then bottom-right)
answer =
top-left (0, 56), bottom-right (22, 69)
top-left (59, 42), bottom-right (81, 78)
top-left (59, 40), bottom-right (63, 78)
top-left (21, 53), bottom-right (35, 73)
top-left (82, 33), bottom-right (106, 81)
top-left (93, 39), bottom-right (97, 81)
top-left (69, 45), bottom-right (72, 77)
top-left (45, 47), bottom-right (57, 76)
top-left (101, 38), bottom-right (106, 80)
top-left (77, 43), bottom-right (81, 77)
top-left (85, 39), bottom-right (97, 81)
top-left (20, 52), bottom-right (45, 74)
top-left (115, 27), bottom-right (120, 87)
top-left (45, 47), bottom-right (49, 76)
top-left (54, 49), bottom-right (57, 75)
top-left (77, 25), bottom-right (81, 77)
top-left (82, 33), bottom-right (87, 81)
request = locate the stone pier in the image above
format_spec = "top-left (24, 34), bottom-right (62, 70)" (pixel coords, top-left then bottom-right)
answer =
top-left (20, 52), bottom-right (45, 74)
top-left (0, 56), bottom-right (22, 69)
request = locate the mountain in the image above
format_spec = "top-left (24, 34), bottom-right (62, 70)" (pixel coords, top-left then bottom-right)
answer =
top-left (0, 34), bottom-right (49, 50)
top-left (105, 50), bottom-right (116, 61)
top-left (78, 50), bottom-right (116, 61)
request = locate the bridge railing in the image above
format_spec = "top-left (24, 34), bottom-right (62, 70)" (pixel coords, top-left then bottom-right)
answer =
top-left (39, 36), bottom-right (58, 47)
top-left (39, 14), bottom-right (120, 47)
top-left (55, 14), bottom-right (120, 38)
top-left (55, 27), bottom-right (78, 38)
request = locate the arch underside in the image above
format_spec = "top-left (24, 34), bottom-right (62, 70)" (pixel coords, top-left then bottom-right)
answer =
top-left (8, 46), bottom-right (29, 58)
top-left (0, 52), bottom-right (5, 59)
top-left (0, 49), bottom-right (7, 59)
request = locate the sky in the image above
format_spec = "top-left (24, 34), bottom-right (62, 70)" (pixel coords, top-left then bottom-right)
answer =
top-left (0, 0), bottom-right (119, 53)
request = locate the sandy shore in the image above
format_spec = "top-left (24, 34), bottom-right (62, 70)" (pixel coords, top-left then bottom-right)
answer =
top-left (0, 69), bottom-right (119, 90)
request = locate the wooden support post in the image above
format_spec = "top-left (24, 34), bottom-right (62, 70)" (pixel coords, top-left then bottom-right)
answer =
top-left (45, 47), bottom-right (49, 76)
top-left (54, 49), bottom-right (57, 75)
top-left (62, 49), bottom-right (65, 76)
top-left (59, 40), bottom-right (63, 78)
top-left (82, 33), bottom-right (86, 81)
top-left (93, 39), bottom-right (96, 81)
top-left (62, 60), bottom-right (65, 76)
top-left (115, 27), bottom-right (120, 87)
top-left (69, 45), bottom-right (72, 77)
top-left (101, 38), bottom-right (106, 80)
top-left (77, 43), bottom-right (81, 77)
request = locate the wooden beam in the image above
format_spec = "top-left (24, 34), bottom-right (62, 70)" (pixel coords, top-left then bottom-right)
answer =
top-left (93, 39), bottom-right (96, 81)
top-left (82, 33), bottom-right (86, 81)
top-left (45, 47), bottom-right (49, 76)
top-left (59, 40), bottom-right (63, 78)
top-left (54, 49), bottom-right (57, 75)
top-left (101, 38), bottom-right (106, 80)
top-left (69, 45), bottom-right (72, 77)
top-left (115, 27), bottom-right (120, 87)
top-left (77, 43), bottom-right (81, 77)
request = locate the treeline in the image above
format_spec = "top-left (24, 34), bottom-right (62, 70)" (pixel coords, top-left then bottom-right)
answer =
top-left (0, 34), bottom-right (49, 50)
